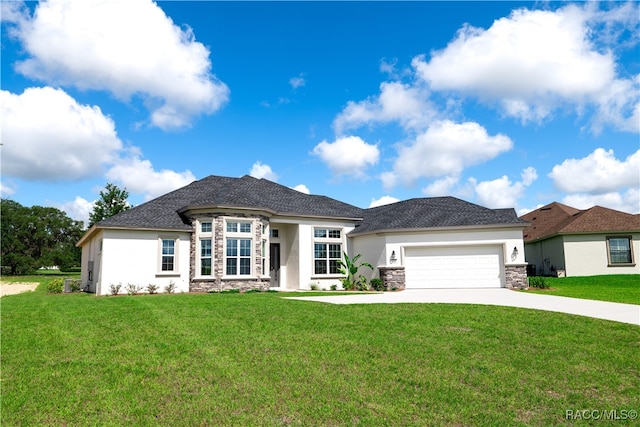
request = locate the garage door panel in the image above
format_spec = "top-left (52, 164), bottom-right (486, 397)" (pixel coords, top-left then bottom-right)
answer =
top-left (405, 246), bottom-right (503, 289)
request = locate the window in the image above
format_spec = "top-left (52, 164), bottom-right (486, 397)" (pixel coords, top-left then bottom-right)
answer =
top-left (607, 236), bottom-right (634, 265)
top-left (226, 238), bottom-right (251, 275)
top-left (200, 239), bottom-right (212, 275)
top-left (313, 228), bottom-right (342, 275)
top-left (161, 239), bottom-right (175, 271)
top-left (227, 221), bottom-right (251, 233)
top-left (270, 228), bottom-right (279, 238)
top-left (201, 222), bottom-right (212, 233)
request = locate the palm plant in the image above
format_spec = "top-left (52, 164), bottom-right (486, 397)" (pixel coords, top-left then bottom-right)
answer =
top-left (337, 252), bottom-right (373, 291)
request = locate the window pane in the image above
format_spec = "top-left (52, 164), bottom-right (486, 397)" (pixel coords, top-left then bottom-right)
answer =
top-left (226, 258), bottom-right (237, 275)
top-left (201, 222), bottom-right (212, 233)
top-left (226, 222), bottom-right (237, 233)
top-left (162, 239), bottom-right (175, 255)
top-left (329, 244), bottom-right (341, 259)
top-left (239, 258), bottom-right (251, 275)
top-left (314, 229), bottom-right (327, 238)
top-left (314, 243), bottom-right (326, 259)
top-left (201, 258), bottom-right (212, 275)
top-left (227, 239), bottom-right (238, 256)
top-left (240, 239), bottom-right (251, 257)
top-left (162, 256), bottom-right (174, 271)
top-left (328, 230), bottom-right (341, 238)
top-left (314, 260), bottom-right (327, 275)
top-left (240, 223), bottom-right (252, 233)
top-left (329, 259), bottom-right (340, 274)
top-left (271, 229), bottom-right (279, 238)
top-left (201, 239), bottom-right (212, 257)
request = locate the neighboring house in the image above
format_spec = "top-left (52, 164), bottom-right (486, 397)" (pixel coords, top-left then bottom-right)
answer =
top-left (77, 175), bottom-right (529, 295)
top-left (520, 202), bottom-right (640, 277)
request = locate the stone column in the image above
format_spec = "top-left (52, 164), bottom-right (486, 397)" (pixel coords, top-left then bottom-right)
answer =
top-left (378, 266), bottom-right (406, 291)
top-left (505, 264), bottom-right (528, 290)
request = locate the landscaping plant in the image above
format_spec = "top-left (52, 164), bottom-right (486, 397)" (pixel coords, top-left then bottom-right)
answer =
top-left (337, 252), bottom-right (373, 291)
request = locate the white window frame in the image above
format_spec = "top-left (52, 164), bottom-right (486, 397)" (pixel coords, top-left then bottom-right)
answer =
top-left (157, 236), bottom-right (179, 275)
top-left (313, 228), bottom-right (343, 276)
top-left (224, 218), bottom-right (254, 277)
top-left (195, 219), bottom-right (214, 278)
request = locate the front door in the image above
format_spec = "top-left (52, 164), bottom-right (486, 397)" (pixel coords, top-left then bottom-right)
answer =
top-left (270, 243), bottom-right (281, 287)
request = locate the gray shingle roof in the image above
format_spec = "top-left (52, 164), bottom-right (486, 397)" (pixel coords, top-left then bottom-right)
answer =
top-left (93, 177), bottom-right (525, 237)
top-left (350, 197), bottom-right (528, 235)
top-left (96, 175), bottom-right (364, 230)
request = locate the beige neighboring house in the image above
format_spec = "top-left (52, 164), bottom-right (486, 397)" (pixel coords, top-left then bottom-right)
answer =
top-left (520, 202), bottom-right (640, 277)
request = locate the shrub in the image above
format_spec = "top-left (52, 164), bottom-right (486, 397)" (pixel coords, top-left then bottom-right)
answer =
top-left (69, 279), bottom-right (82, 292)
top-left (529, 276), bottom-right (549, 289)
top-left (125, 283), bottom-right (142, 295)
top-left (338, 253), bottom-right (373, 291)
top-left (146, 284), bottom-right (159, 294)
top-left (109, 283), bottom-right (122, 296)
top-left (330, 284), bottom-right (337, 291)
top-left (310, 283), bottom-right (319, 291)
top-left (164, 281), bottom-right (176, 294)
top-left (370, 278), bottom-right (385, 291)
top-left (47, 278), bottom-right (64, 294)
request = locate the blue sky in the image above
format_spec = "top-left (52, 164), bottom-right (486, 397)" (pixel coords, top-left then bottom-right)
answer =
top-left (2, 0), bottom-right (639, 226)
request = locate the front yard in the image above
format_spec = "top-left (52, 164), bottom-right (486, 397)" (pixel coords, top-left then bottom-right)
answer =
top-left (1, 277), bottom-right (638, 426)
top-left (526, 274), bottom-right (640, 305)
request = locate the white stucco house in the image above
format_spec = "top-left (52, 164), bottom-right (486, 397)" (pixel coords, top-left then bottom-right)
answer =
top-left (520, 202), bottom-right (640, 277)
top-left (77, 175), bottom-right (529, 295)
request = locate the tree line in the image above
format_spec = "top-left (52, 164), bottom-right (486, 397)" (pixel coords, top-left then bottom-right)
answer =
top-left (1, 183), bottom-right (131, 275)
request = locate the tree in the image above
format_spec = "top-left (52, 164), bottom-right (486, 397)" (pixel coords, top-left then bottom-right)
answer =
top-left (1, 200), bottom-right (84, 275)
top-left (89, 183), bottom-right (132, 226)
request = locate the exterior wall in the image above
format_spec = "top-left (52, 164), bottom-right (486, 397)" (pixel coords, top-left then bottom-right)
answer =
top-left (524, 236), bottom-right (565, 275)
top-left (350, 233), bottom-right (387, 281)
top-left (379, 267), bottom-right (406, 291)
top-left (505, 265), bottom-right (528, 289)
top-left (92, 229), bottom-right (190, 295)
top-left (563, 233), bottom-right (640, 277)
top-left (80, 229), bottom-right (104, 294)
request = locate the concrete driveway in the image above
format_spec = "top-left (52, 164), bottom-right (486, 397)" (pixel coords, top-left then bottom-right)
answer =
top-left (287, 289), bottom-right (640, 325)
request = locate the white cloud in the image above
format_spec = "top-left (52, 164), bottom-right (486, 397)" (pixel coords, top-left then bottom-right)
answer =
top-left (10, 0), bottom-right (229, 130)
top-left (473, 167), bottom-right (538, 208)
top-left (105, 156), bottom-right (196, 201)
top-left (549, 148), bottom-right (640, 194)
top-left (250, 162), bottom-right (278, 181)
top-left (55, 196), bottom-right (94, 227)
top-left (412, 3), bottom-right (639, 130)
top-left (289, 74), bottom-right (306, 90)
top-left (422, 176), bottom-right (460, 197)
top-left (312, 136), bottom-right (380, 178)
top-left (292, 184), bottom-right (310, 194)
top-left (1, 87), bottom-right (122, 181)
top-left (369, 195), bottom-right (399, 208)
top-left (388, 120), bottom-right (512, 186)
top-left (562, 188), bottom-right (639, 214)
top-left (333, 81), bottom-right (435, 134)
top-left (0, 181), bottom-right (17, 197)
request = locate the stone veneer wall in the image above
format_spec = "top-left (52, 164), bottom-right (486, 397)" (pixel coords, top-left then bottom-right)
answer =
top-left (505, 264), bottom-right (528, 290)
top-left (379, 266), bottom-right (405, 291)
top-left (188, 213), bottom-right (271, 293)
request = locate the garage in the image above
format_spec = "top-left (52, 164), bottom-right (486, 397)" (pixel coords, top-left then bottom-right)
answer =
top-left (404, 245), bottom-right (504, 289)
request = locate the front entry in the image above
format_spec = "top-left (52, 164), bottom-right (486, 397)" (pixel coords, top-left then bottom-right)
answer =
top-left (270, 243), bottom-right (281, 287)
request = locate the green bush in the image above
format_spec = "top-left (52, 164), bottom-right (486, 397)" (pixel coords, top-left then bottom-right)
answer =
top-left (61, 267), bottom-right (82, 273)
top-left (330, 284), bottom-right (337, 291)
top-left (528, 276), bottom-right (549, 289)
top-left (370, 278), bottom-right (385, 291)
top-left (47, 279), bottom-right (64, 294)
top-left (69, 279), bottom-right (82, 292)
top-left (164, 281), bottom-right (176, 294)
top-left (146, 284), bottom-right (159, 294)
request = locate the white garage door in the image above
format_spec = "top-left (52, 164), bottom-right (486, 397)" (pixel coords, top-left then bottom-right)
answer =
top-left (405, 246), bottom-right (504, 289)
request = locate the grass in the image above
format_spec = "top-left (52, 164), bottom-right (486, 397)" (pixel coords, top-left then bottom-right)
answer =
top-left (525, 275), bottom-right (640, 305)
top-left (1, 278), bottom-right (639, 426)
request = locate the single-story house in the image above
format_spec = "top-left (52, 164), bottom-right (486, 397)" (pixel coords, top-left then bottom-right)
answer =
top-left (77, 175), bottom-right (529, 295)
top-left (520, 202), bottom-right (640, 277)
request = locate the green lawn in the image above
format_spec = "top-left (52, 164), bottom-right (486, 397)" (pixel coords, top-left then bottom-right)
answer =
top-left (526, 275), bottom-right (640, 305)
top-left (1, 280), bottom-right (639, 426)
